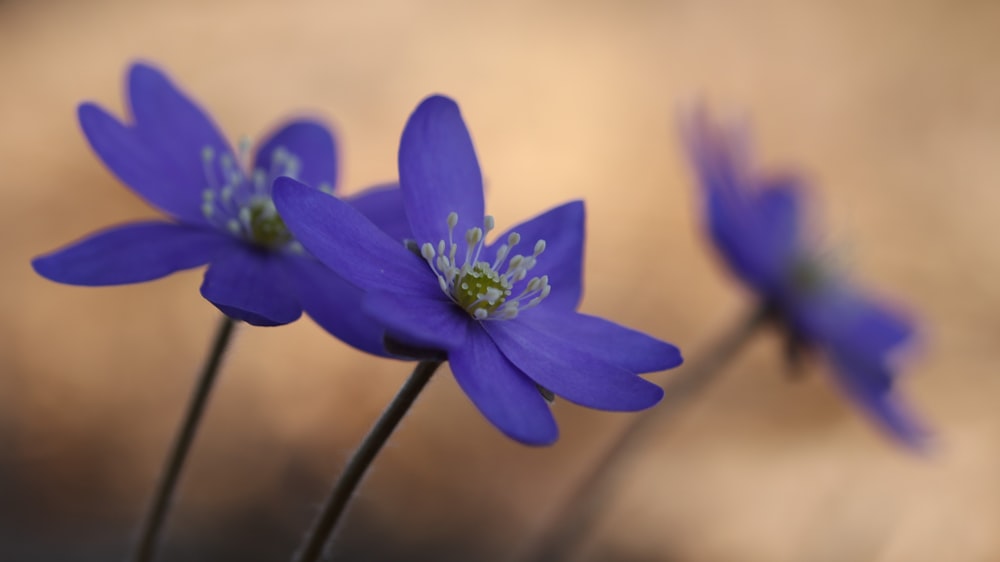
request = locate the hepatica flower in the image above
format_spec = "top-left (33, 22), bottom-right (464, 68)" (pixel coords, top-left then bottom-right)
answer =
top-left (32, 63), bottom-right (408, 354)
top-left (274, 96), bottom-right (683, 445)
top-left (684, 111), bottom-right (927, 446)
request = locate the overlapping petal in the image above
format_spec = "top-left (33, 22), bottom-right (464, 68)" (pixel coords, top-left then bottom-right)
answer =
top-left (273, 177), bottom-right (439, 298)
top-left (363, 291), bottom-right (468, 351)
top-left (449, 328), bottom-right (559, 445)
top-left (705, 173), bottom-right (805, 294)
top-left (78, 104), bottom-right (208, 224)
top-left (347, 183), bottom-right (412, 244)
top-left (845, 300), bottom-right (914, 359)
top-left (796, 288), bottom-right (914, 361)
top-left (32, 221), bottom-right (232, 286)
top-left (255, 120), bottom-right (337, 191)
top-left (484, 318), bottom-right (664, 411)
top-left (399, 95), bottom-right (485, 244)
top-left (753, 177), bottom-right (802, 265)
top-left (520, 308), bottom-right (683, 374)
top-left (482, 201), bottom-right (585, 311)
top-left (284, 257), bottom-right (393, 357)
top-left (127, 64), bottom-right (234, 211)
top-left (828, 351), bottom-right (928, 448)
top-left (200, 247), bottom-right (302, 326)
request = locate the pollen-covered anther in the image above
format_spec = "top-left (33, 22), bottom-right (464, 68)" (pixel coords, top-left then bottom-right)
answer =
top-left (420, 213), bottom-right (552, 320)
top-left (198, 141), bottom-right (303, 249)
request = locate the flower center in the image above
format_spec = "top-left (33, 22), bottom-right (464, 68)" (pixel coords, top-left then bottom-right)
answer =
top-left (199, 138), bottom-right (329, 251)
top-left (788, 256), bottom-right (830, 295)
top-left (247, 200), bottom-right (293, 247)
top-left (419, 212), bottom-right (550, 320)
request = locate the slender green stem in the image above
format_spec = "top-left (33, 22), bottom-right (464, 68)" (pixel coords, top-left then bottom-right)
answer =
top-left (293, 360), bottom-right (443, 562)
top-left (129, 315), bottom-right (237, 562)
top-left (520, 305), bottom-right (771, 562)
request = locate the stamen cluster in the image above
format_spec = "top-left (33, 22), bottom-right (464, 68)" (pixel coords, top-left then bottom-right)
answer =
top-left (199, 139), bottom-right (322, 250)
top-left (420, 212), bottom-right (551, 320)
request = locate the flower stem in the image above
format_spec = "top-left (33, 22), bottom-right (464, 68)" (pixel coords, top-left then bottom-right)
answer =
top-left (293, 360), bottom-right (443, 562)
top-left (129, 315), bottom-right (238, 562)
top-left (519, 305), bottom-right (771, 562)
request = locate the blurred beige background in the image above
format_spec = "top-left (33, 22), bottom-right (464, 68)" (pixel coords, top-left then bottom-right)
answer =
top-left (2, 0), bottom-right (998, 560)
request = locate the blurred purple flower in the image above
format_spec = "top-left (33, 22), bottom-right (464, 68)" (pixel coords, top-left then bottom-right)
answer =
top-left (684, 109), bottom-right (927, 447)
top-left (32, 63), bottom-right (409, 355)
top-left (274, 95), bottom-right (683, 445)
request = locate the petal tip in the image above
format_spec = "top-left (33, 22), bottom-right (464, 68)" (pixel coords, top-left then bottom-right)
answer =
top-left (644, 382), bottom-right (666, 409)
top-left (417, 94), bottom-right (460, 113)
top-left (30, 254), bottom-right (57, 282)
top-left (509, 424), bottom-right (560, 447)
top-left (127, 61), bottom-right (167, 87)
top-left (659, 344), bottom-right (685, 371)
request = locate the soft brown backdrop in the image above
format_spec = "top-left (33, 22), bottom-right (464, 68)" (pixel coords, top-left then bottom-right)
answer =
top-left (2, 0), bottom-right (998, 560)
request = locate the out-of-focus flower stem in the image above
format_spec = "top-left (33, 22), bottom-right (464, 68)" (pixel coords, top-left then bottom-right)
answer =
top-left (129, 315), bottom-right (238, 562)
top-left (519, 304), bottom-right (771, 562)
top-left (293, 359), bottom-right (444, 562)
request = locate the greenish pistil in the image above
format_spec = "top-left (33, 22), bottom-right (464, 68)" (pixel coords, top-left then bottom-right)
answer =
top-left (420, 212), bottom-right (551, 321)
top-left (789, 258), bottom-right (827, 294)
top-left (248, 201), bottom-right (293, 248)
top-left (454, 263), bottom-right (511, 313)
top-left (199, 140), bottom-right (304, 252)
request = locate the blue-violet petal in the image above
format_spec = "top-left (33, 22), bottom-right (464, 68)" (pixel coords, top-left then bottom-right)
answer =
top-left (273, 178), bottom-right (440, 298)
top-left (33, 221), bottom-right (231, 286)
top-left (484, 317), bottom-right (664, 411)
top-left (363, 291), bottom-right (469, 351)
top-left (127, 63), bottom-right (234, 216)
top-left (482, 200), bottom-right (585, 311)
top-left (286, 257), bottom-right (394, 357)
top-left (78, 104), bottom-right (208, 224)
top-left (254, 119), bottom-right (338, 192)
top-left (398, 95), bottom-right (485, 244)
top-left (200, 246), bottom-right (302, 326)
top-left (450, 327), bottom-right (559, 446)
top-left (347, 183), bottom-right (412, 244)
top-left (520, 308), bottom-right (683, 374)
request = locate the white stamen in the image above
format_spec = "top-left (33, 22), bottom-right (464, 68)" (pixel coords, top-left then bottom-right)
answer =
top-left (198, 139), bottom-right (305, 251)
top-left (238, 207), bottom-right (251, 227)
top-left (253, 169), bottom-right (267, 192)
top-left (508, 255), bottom-right (524, 271)
top-left (466, 227), bottom-right (482, 245)
top-left (201, 146), bottom-right (219, 190)
top-left (237, 135), bottom-right (252, 163)
top-left (420, 213), bottom-right (554, 321)
top-left (421, 243), bottom-right (435, 261)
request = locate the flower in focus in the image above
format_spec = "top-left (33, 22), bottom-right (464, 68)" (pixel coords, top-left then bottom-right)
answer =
top-left (684, 109), bottom-right (927, 447)
top-left (32, 63), bottom-right (409, 355)
top-left (274, 95), bottom-right (683, 445)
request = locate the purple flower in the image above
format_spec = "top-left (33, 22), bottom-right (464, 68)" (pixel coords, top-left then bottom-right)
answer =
top-left (273, 95), bottom-right (683, 445)
top-left (684, 110), bottom-right (927, 447)
top-left (32, 63), bottom-right (409, 355)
